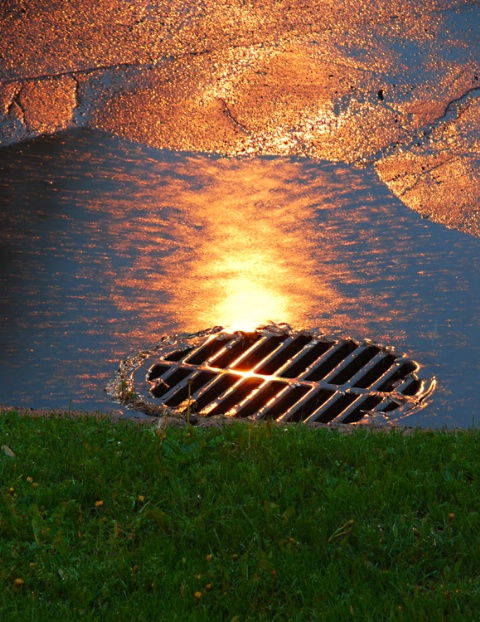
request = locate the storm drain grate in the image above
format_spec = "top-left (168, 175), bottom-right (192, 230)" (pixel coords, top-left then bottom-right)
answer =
top-left (108, 324), bottom-right (436, 425)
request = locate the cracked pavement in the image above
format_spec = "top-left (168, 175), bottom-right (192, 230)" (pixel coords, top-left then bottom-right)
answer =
top-left (1, 0), bottom-right (479, 235)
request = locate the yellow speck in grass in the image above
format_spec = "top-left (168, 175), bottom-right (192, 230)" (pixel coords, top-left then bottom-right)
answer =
top-left (14, 578), bottom-right (25, 588)
top-left (32, 482), bottom-right (38, 489)
top-left (137, 495), bottom-right (145, 502)
top-left (206, 554), bottom-right (213, 561)
top-left (95, 500), bottom-right (104, 508)
top-left (8, 487), bottom-right (14, 496)
top-left (194, 591), bottom-right (202, 600)
top-left (448, 513), bottom-right (455, 520)
top-left (26, 476), bottom-right (33, 483)
top-left (205, 583), bottom-right (212, 592)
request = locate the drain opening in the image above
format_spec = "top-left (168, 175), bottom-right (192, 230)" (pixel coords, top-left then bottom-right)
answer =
top-left (341, 395), bottom-right (383, 425)
top-left (314, 392), bottom-right (359, 424)
top-left (353, 353), bottom-right (396, 388)
top-left (233, 334), bottom-right (288, 371)
top-left (235, 381), bottom-right (285, 418)
top-left (108, 324), bottom-right (436, 425)
top-left (329, 346), bottom-right (380, 385)
top-left (211, 333), bottom-right (262, 368)
top-left (187, 374), bottom-right (237, 413)
top-left (150, 368), bottom-right (192, 398)
top-left (164, 346), bottom-right (195, 362)
top-left (284, 388), bottom-right (335, 423)
top-left (280, 340), bottom-right (333, 378)
top-left (255, 335), bottom-right (313, 375)
top-left (203, 377), bottom-right (265, 417)
top-left (304, 341), bottom-right (358, 381)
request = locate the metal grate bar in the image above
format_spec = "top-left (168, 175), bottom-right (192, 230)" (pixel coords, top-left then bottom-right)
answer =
top-left (380, 399), bottom-right (402, 413)
top-left (327, 393), bottom-right (367, 425)
top-left (236, 381), bottom-right (286, 418)
top-left (393, 377), bottom-right (422, 396)
top-left (287, 388), bottom-right (336, 422)
top-left (115, 325), bottom-right (434, 424)
top-left (259, 384), bottom-right (312, 420)
top-left (147, 363), bottom-right (170, 381)
top-left (372, 361), bottom-right (417, 392)
top-left (150, 368), bottom-right (193, 398)
top-left (165, 370), bottom-right (217, 408)
top-left (192, 374), bottom-right (240, 413)
top-left (232, 334), bottom-right (289, 371)
top-left (304, 341), bottom-right (358, 381)
top-left (273, 388), bottom-right (313, 423)
top-left (328, 345), bottom-right (381, 385)
top-left (176, 372), bottom-right (224, 412)
top-left (206, 377), bottom-right (265, 417)
top-left (353, 352), bottom-right (396, 389)
top-left (308, 392), bottom-right (358, 424)
top-left (254, 335), bottom-right (313, 375)
top-left (184, 335), bottom-right (233, 365)
top-left (280, 340), bottom-right (334, 378)
top-left (405, 378), bottom-right (424, 395)
top-left (209, 333), bottom-right (262, 368)
top-left (164, 346), bottom-right (195, 362)
top-left (341, 394), bottom-right (384, 424)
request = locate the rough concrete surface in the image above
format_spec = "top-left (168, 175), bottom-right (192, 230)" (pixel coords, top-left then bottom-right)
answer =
top-left (1, 0), bottom-right (479, 235)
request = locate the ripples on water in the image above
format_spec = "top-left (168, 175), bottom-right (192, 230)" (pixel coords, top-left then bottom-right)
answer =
top-left (0, 129), bottom-right (478, 427)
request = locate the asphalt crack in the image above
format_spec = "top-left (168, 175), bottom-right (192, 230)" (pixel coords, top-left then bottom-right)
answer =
top-left (0, 60), bottom-right (164, 87)
top-left (397, 155), bottom-right (458, 197)
top-left (5, 83), bottom-right (20, 116)
top-left (9, 86), bottom-right (27, 128)
top-left (219, 98), bottom-right (250, 135)
top-left (361, 85), bottom-right (480, 168)
top-left (435, 83), bottom-right (480, 124)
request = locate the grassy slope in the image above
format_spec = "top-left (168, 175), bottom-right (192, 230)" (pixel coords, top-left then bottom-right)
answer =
top-left (1, 411), bottom-right (479, 621)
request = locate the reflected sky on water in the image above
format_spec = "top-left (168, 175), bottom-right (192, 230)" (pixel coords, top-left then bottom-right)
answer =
top-left (0, 129), bottom-right (478, 427)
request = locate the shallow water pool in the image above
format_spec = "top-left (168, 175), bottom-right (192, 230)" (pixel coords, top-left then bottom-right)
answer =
top-left (0, 129), bottom-right (478, 427)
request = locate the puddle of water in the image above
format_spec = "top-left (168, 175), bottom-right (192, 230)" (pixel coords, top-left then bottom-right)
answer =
top-left (0, 128), bottom-right (478, 427)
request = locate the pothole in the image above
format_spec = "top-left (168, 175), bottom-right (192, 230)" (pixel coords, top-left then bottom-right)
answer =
top-left (107, 324), bottom-right (436, 425)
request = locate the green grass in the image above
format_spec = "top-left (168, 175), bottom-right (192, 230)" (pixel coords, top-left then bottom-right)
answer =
top-left (1, 411), bottom-right (480, 621)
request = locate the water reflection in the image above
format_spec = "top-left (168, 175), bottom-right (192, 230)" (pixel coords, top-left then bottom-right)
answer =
top-left (156, 158), bottom-right (341, 331)
top-left (0, 129), bottom-right (478, 427)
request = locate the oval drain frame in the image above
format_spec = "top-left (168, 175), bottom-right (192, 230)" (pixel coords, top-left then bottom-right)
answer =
top-left (107, 324), bottom-right (436, 425)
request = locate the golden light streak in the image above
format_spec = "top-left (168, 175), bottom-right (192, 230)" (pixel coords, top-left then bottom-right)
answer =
top-left (101, 153), bottom-right (358, 339)
top-left (161, 157), bottom-right (342, 332)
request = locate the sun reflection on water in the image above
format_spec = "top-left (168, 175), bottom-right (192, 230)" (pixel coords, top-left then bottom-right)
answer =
top-left (154, 157), bottom-right (342, 332)
top-left (204, 275), bottom-right (288, 332)
top-left (2, 130), bottom-right (479, 425)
